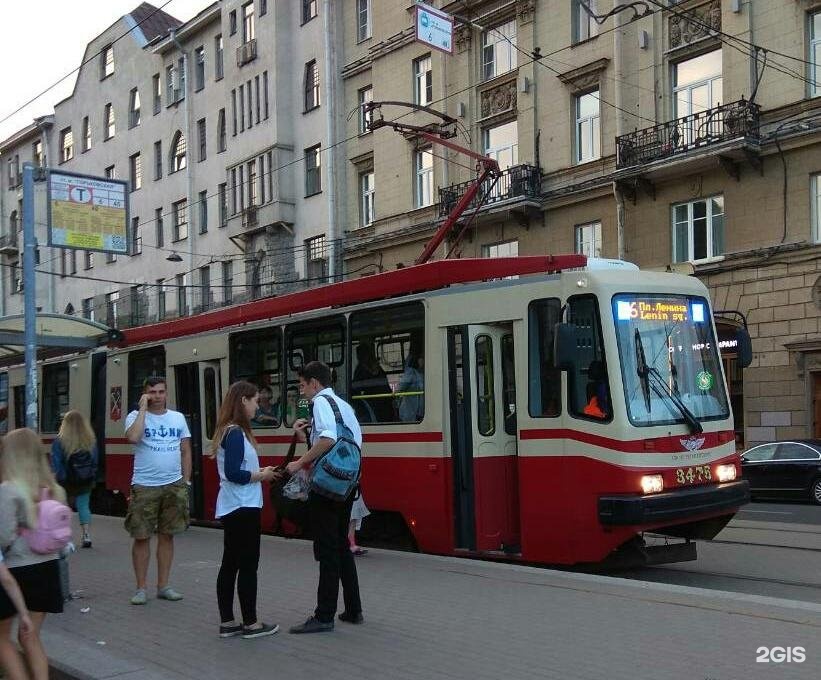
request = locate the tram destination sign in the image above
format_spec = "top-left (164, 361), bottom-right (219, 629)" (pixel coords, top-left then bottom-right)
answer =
top-left (415, 2), bottom-right (454, 54)
top-left (47, 170), bottom-right (130, 255)
top-left (616, 296), bottom-right (707, 324)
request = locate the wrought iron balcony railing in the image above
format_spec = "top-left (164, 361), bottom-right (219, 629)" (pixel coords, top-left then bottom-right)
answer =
top-left (616, 98), bottom-right (760, 169)
top-left (438, 164), bottom-right (541, 217)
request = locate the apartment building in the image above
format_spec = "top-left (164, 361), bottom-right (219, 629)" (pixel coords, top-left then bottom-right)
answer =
top-left (340, 0), bottom-right (821, 446)
top-left (0, 0), bottom-right (340, 326)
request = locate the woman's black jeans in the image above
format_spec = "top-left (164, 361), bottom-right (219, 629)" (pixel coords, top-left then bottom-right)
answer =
top-left (217, 507), bottom-right (261, 625)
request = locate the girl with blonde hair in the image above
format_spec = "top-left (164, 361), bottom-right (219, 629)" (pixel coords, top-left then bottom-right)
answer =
top-left (0, 428), bottom-right (66, 680)
top-left (50, 411), bottom-right (98, 548)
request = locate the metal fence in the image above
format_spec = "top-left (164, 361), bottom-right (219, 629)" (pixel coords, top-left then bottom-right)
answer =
top-left (438, 164), bottom-right (541, 217)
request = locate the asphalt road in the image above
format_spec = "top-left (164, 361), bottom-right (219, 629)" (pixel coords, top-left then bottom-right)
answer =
top-left (736, 500), bottom-right (821, 525)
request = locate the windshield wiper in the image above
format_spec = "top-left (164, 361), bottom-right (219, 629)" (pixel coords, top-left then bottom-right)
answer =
top-left (634, 329), bottom-right (703, 434)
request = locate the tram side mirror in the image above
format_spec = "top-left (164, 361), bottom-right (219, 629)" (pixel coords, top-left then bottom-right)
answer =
top-left (736, 328), bottom-right (752, 369)
top-left (554, 323), bottom-right (577, 371)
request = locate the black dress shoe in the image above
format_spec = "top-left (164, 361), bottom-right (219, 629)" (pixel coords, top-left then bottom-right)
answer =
top-left (289, 616), bottom-right (334, 634)
top-left (338, 611), bottom-right (364, 624)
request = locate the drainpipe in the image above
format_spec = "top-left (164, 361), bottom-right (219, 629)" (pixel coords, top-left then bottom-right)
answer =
top-left (170, 29), bottom-right (195, 307)
top-left (613, 1), bottom-right (626, 260)
top-left (323, 0), bottom-right (340, 280)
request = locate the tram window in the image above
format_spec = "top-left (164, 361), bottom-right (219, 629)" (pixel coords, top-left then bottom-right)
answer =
top-left (229, 328), bottom-right (283, 428)
top-left (528, 298), bottom-right (562, 417)
top-left (128, 346), bottom-right (166, 413)
top-left (203, 367), bottom-right (218, 439)
top-left (349, 302), bottom-right (425, 424)
top-left (475, 335), bottom-right (495, 435)
top-left (41, 363), bottom-right (70, 433)
top-left (285, 317), bottom-right (346, 425)
top-left (13, 386), bottom-right (25, 429)
top-left (501, 334), bottom-right (517, 435)
top-left (567, 295), bottom-right (611, 422)
top-left (0, 373), bottom-right (8, 435)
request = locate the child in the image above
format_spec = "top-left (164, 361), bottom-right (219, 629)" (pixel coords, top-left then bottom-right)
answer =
top-left (348, 493), bottom-right (370, 556)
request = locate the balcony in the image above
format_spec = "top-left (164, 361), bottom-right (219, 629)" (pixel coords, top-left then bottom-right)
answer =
top-left (616, 98), bottom-right (760, 170)
top-left (0, 232), bottom-right (19, 256)
top-left (438, 164), bottom-right (541, 218)
top-left (226, 200), bottom-right (295, 240)
top-left (236, 39), bottom-right (257, 67)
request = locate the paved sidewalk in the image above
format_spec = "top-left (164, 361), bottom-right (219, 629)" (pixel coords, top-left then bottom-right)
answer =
top-left (40, 515), bottom-right (821, 680)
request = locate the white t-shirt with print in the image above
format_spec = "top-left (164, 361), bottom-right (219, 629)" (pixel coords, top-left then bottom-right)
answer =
top-left (125, 409), bottom-right (191, 487)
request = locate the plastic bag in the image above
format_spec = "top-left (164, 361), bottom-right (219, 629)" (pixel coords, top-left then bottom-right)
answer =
top-left (282, 469), bottom-right (310, 501)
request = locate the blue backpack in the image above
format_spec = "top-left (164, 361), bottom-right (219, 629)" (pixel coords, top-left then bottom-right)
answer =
top-left (310, 395), bottom-right (361, 502)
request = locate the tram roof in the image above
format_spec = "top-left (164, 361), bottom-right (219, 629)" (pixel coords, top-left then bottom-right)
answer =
top-left (0, 314), bottom-right (121, 363)
top-left (120, 256), bottom-right (588, 347)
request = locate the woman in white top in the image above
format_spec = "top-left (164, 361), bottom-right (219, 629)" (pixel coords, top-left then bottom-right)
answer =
top-left (211, 381), bottom-right (280, 640)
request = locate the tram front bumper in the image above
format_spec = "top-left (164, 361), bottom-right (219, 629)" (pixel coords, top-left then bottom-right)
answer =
top-left (598, 480), bottom-right (750, 526)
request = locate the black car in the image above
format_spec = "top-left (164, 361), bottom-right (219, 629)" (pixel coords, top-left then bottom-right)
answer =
top-left (741, 440), bottom-right (821, 505)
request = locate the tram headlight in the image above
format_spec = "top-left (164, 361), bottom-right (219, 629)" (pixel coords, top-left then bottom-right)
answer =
top-left (640, 474), bottom-right (664, 494)
top-left (716, 464), bottom-right (737, 482)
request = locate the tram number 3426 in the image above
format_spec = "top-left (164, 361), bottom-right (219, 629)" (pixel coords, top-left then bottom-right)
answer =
top-left (675, 465), bottom-right (712, 485)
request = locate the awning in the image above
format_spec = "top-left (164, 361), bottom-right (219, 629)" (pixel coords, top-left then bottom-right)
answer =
top-left (0, 314), bottom-right (122, 361)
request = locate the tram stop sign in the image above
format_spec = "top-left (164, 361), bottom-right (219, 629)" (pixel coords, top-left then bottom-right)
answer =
top-left (415, 2), bottom-right (454, 54)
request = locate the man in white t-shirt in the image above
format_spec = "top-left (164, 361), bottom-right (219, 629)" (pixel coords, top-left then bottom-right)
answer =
top-left (124, 377), bottom-right (192, 606)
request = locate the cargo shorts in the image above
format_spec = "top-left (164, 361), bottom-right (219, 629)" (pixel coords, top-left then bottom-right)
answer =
top-left (125, 479), bottom-right (190, 539)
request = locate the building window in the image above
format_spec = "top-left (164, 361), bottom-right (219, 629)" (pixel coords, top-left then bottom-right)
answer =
top-left (673, 49), bottom-right (722, 145)
top-left (357, 0), bottom-right (371, 41)
top-left (32, 140), bottom-right (43, 167)
top-left (84, 251), bottom-right (94, 270)
top-left (575, 221), bottom-right (602, 258)
top-left (173, 199), bottom-right (188, 241)
top-left (199, 190), bottom-right (208, 234)
top-left (101, 44), bottom-right (114, 78)
top-left (131, 216), bottom-right (142, 255)
top-left (69, 249), bottom-right (77, 275)
top-left (104, 103), bottom-right (115, 140)
top-left (255, 75), bottom-right (261, 124)
top-left (229, 10), bottom-right (237, 35)
top-left (305, 235), bottom-right (328, 281)
top-left (129, 88), bottom-right (141, 128)
top-left (239, 84), bottom-right (245, 131)
top-left (302, 0), bottom-right (317, 24)
top-left (166, 58), bottom-right (185, 104)
top-left (575, 90), bottom-right (600, 163)
top-left (154, 140), bottom-right (162, 180)
top-left (105, 292), bottom-right (119, 326)
top-left (260, 0), bottom-right (267, 16)
top-left (811, 13), bottom-right (821, 98)
top-left (60, 128), bottom-right (73, 163)
top-left (106, 250), bottom-right (117, 264)
top-left (222, 260), bottom-right (233, 304)
top-left (231, 89), bottom-right (238, 135)
top-left (197, 118), bottom-right (207, 161)
top-left (304, 60), bottom-right (320, 111)
top-left (360, 171), bottom-right (375, 226)
top-left (129, 153), bottom-right (142, 191)
top-left (219, 183), bottom-right (228, 227)
top-left (812, 174), bottom-right (821, 242)
top-left (155, 207), bottom-right (164, 247)
top-left (482, 240), bottom-right (518, 258)
top-left (171, 131), bottom-right (187, 172)
top-left (482, 20), bottom-right (517, 80)
top-left (305, 145), bottom-right (321, 196)
top-left (217, 109), bottom-right (226, 152)
top-left (573, 0), bottom-right (598, 44)
top-left (358, 86), bottom-right (373, 134)
top-left (105, 165), bottom-right (116, 179)
top-left (215, 34), bottom-right (224, 80)
top-left (413, 55), bottom-right (432, 106)
top-left (248, 159), bottom-right (258, 206)
top-left (672, 196), bottom-right (724, 263)
top-left (199, 266), bottom-right (212, 311)
top-left (242, 1), bottom-right (255, 43)
top-left (153, 73), bottom-right (161, 114)
top-left (414, 148), bottom-right (434, 208)
top-left (82, 297), bottom-right (94, 320)
top-left (82, 117), bottom-right (91, 152)
top-left (176, 274), bottom-right (188, 316)
top-left (483, 120), bottom-right (518, 171)
top-left (156, 279), bottom-right (166, 319)
top-left (195, 46), bottom-right (205, 91)
top-left (263, 71), bottom-right (269, 119)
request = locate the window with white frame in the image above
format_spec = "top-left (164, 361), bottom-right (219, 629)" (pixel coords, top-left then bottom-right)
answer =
top-left (574, 221), bottom-right (602, 258)
top-left (673, 50), bottom-right (722, 145)
top-left (482, 20), bottom-right (517, 80)
top-left (104, 103), bottom-right (115, 140)
top-left (129, 88), bottom-right (141, 128)
top-left (811, 12), bottom-right (821, 98)
top-left (482, 240), bottom-right (518, 258)
top-left (242, 1), bottom-right (255, 43)
top-left (483, 120), bottom-right (518, 170)
top-left (82, 297), bottom-right (94, 320)
top-left (575, 90), bottom-right (600, 163)
top-left (358, 86), bottom-right (373, 134)
top-left (60, 128), bottom-right (73, 162)
top-left (304, 60), bottom-right (320, 111)
top-left (672, 196), bottom-right (724, 263)
top-left (195, 46), bottom-right (205, 91)
top-left (215, 35), bottom-right (224, 80)
top-left (413, 55), bottom-right (432, 106)
top-left (302, 0), bottom-right (317, 24)
top-left (82, 116), bottom-right (91, 152)
top-left (360, 171), bottom-right (375, 226)
top-left (129, 153), bottom-right (142, 191)
top-left (305, 145), bottom-right (322, 196)
top-left (176, 274), bottom-right (188, 316)
top-left (357, 0), bottom-right (372, 41)
top-left (306, 235), bottom-right (328, 281)
top-left (33, 141), bottom-right (43, 167)
top-left (157, 279), bottom-right (166, 319)
top-left (105, 292), bottom-right (119, 326)
top-left (171, 131), bottom-right (187, 172)
top-left (173, 199), bottom-right (188, 241)
top-left (414, 148), bottom-right (434, 208)
top-left (573, 0), bottom-right (598, 44)
top-left (101, 45), bottom-right (114, 79)
top-left (153, 73), bottom-right (161, 114)
top-left (812, 174), bottom-right (821, 242)
top-left (218, 109), bottom-right (226, 152)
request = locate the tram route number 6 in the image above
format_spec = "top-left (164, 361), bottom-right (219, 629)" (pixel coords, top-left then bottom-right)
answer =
top-left (675, 465), bottom-right (711, 485)
top-left (756, 647), bottom-right (806, 663)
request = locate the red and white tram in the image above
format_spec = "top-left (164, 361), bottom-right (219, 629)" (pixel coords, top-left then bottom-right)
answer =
top-left (2, 255), bottom-right (750, 566)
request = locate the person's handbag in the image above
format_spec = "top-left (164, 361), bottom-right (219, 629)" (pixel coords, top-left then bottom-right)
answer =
top-left (310, 395), bottom-right (361, 502)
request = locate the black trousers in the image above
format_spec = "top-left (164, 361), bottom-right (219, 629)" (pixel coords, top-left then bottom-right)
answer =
top-left (217, 507), bottom-right (261, 625)
top-left (309, 491), bottom-right (362, 623)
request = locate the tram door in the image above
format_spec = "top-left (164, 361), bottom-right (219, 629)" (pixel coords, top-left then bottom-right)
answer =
top-left (448, 324), bottom-right (520, 553)
top-left (174, 361), bottom-right (222, 520)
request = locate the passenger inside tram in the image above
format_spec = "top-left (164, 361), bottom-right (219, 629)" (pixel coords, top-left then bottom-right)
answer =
top-left (351, 342), bottom-right (394, 423)
top-left (252, 386), bottom-right (279, 426)
top-left (583, 360), bottom-right (610, 420)
top-left (397, 339), bottom-right (424, 422)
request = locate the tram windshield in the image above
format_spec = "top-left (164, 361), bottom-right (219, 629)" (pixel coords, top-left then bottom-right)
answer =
top-left (612, 294), bottom-right (729, 428)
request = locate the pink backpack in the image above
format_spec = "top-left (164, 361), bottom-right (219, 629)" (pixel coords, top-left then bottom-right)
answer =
top-left (21, 489), bottom-right (73, 554)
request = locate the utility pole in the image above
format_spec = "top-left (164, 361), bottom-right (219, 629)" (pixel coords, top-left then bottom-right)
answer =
top-left (22, 162), bottom-right (38, 429)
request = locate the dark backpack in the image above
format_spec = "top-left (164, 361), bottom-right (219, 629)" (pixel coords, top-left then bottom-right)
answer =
top-left (66, 450), bottom-right (95, 485)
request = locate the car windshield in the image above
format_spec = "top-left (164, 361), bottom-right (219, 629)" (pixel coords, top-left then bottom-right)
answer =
top-left (613, 294), bottom-right (729, 427)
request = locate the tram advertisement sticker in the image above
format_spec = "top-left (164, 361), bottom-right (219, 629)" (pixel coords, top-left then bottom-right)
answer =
top-left (110, 386), bottom-right (122, 421)
top-left (695, 371), bottom-right (714, 391)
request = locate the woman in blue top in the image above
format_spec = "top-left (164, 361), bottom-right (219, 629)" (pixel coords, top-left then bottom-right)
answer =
top-left (50, 410), bottom-right (98, 548)
top-left (210, 381), bottom-right (280, 640)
